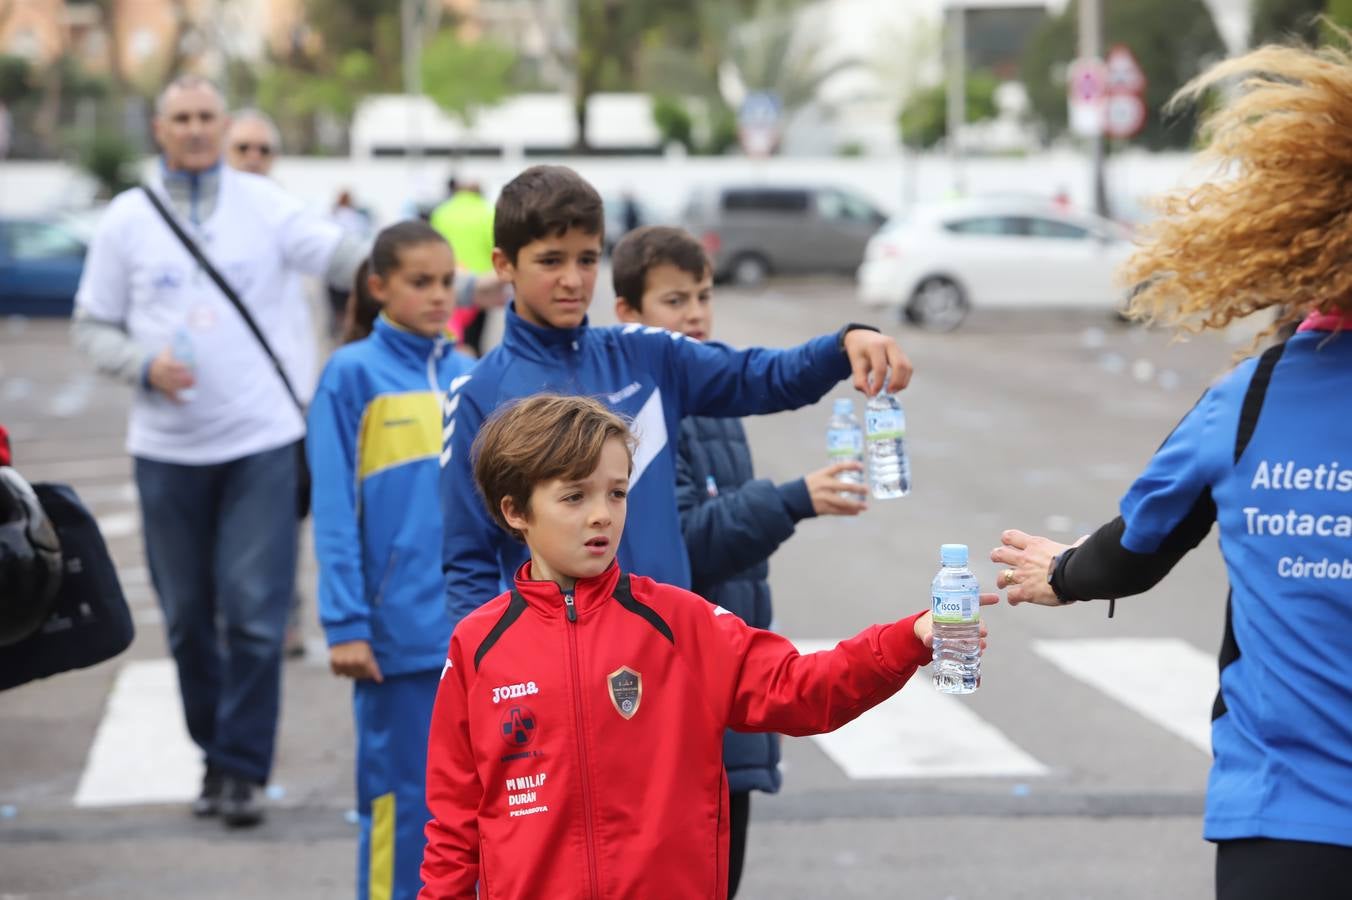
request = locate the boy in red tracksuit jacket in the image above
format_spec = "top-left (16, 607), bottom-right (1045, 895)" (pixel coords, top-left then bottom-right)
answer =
top-left (420, 394), bottom-right (995, 900)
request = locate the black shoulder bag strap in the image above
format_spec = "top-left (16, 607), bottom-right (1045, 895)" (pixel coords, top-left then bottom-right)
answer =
top-left (140, 184), bottom-right (303, 415)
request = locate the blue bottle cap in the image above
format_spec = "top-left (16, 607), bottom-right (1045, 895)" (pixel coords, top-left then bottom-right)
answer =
top-left (940, 543), bottom-right (968, 566)
top-left (832, 397), bottom-right (854, 416)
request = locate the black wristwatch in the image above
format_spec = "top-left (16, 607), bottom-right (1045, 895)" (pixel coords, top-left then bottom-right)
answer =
top-left (837, 322), bottom-right (880, 352)
top-left (1048, 551), bottom-right (1077, 605)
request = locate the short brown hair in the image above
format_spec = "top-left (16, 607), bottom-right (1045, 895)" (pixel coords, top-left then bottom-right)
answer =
top-left (611, 226), bottom-right (711, 312)
top-left (494, 165), bottom-right (605, 264)
top-left (472, 394), bottom-right (634, 540)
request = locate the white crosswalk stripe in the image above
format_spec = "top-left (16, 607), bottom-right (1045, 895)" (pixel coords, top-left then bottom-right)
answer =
top-left (74, 660), bottom-right (203, 807)
top-left (69, 637), bottom-right (1224, 806)
top-left (792, 640), bottom-right (1047, 779)
top-left (1031, 637), bottom-right (1217, 755)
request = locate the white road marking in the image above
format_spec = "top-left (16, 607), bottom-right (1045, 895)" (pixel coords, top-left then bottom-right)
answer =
top-left (95, 511), bottom-right (138, 539)
top-left (792, 640), bottom-right (1047, 779)
top-left (73, 659), bottom-right (202, 807)
top-left (1032, 637), bottom-right (1217, 755)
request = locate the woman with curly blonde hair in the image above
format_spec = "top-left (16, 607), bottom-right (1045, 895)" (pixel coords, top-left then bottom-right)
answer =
top-left (989, 39), bottom-right (1352, 900)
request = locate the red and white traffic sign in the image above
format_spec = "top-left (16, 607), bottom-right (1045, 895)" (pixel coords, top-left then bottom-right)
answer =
top-left (1104, 93), bottom-right (1147, 140)
top-left (1068, 45), bottom-right (1148, 140)
top-left (1067, 57), bottom-right (1107, 138)
top-left (1105, 44), bottom-right (1146, 95)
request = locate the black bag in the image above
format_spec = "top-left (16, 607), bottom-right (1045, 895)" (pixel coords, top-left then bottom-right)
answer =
top-left (140, 186), bottom-right (312, 519)
top-left (0, 484), bottom-right (134, 692)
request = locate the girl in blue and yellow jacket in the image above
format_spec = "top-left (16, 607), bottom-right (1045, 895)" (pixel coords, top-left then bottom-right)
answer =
top-left (308, 221), bottom-right (475, 900)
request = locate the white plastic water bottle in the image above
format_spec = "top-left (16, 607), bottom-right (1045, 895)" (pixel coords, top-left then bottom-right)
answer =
top-left (171, 327), bottom-right (198, 401)
top-left (825, 397), bottom-right (864, 493)
top-left (931, 543), bottom-right (981, 694)
top-left (864, 391), bottom-right (910, 499)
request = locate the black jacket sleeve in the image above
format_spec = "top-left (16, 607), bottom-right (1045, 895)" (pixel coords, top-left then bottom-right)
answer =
top-left (675, 429), bottom-right (816, 589)
top-left (1053, 497), bottom-right (1216, 603)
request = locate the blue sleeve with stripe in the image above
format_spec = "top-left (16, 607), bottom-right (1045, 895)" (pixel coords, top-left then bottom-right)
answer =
top-left (308, 364), bottom-right (370, 646)
top-left (440, 376), bottom-right (507, 630)
top-left (1118, 388), bottom-right (1224, 554)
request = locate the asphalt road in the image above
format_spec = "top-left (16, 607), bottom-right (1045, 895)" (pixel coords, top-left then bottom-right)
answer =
top-left (0, 281), bottom-right (1259, 899)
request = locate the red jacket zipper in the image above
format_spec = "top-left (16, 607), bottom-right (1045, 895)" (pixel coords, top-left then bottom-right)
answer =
top-left (564, 592), bottom-right (601, 898)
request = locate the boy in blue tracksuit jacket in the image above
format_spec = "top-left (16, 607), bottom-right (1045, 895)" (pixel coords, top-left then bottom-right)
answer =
top-left (439, 165), bottom-right (913, 629)
top-left (610, 225), bottom-right (872, 897)
top-left (308, 222), bottom-right (475, 900)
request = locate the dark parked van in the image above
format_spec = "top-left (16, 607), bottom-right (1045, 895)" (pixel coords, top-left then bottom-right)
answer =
top-left (682, 185), bottom-right (886, 286)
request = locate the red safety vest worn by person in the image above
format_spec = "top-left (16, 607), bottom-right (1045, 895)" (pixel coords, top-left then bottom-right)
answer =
top-left (420, 562), bottom-right (930, 899)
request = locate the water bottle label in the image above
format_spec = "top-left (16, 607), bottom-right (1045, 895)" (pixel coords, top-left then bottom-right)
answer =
top-left (932, 590), bottom-right (979, 624)
top-left (865, 409), bottom-right (905, 440)
top-left (826, 428), bottom-right (863, 457)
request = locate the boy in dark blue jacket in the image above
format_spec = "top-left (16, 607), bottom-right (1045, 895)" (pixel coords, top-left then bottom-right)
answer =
top-left (439, 165), bottom-right (910, 632)
top-left (611, 225), bottom-right (870, 897)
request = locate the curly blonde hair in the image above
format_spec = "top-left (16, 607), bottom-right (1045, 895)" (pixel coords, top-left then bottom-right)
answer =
top-left (1123, 35), bottom-right (1352, 339)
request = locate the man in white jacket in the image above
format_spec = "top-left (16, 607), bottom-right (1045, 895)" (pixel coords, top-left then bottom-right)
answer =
top-left (71, 76), bottom-right (364, 827)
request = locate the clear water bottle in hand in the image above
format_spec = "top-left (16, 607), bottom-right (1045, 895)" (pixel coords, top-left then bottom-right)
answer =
top-left (931, 543), bottom-right (981, 694)
top-left (825, 397), bottom-right (864, 494)
top-left (171, 327), bottom-right (198, 402)
top-left (864, 391), bottom-right (910, 499)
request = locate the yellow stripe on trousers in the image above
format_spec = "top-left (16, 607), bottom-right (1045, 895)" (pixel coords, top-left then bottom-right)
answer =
top-left (369, 792), bottom-right (395, 900)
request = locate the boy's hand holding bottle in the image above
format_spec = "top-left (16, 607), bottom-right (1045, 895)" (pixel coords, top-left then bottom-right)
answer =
top-left (911, 594), bottom-right (997, 651)
top-left (841, 328), bottom-right (912, 395)
top-left (804, 461), bottom-right (868, 515)
top-left (329, 640), bottom-right (384, 683)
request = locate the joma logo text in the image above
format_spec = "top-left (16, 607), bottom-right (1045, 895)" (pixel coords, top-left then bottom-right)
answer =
top-left (492, 681), bottom-right (539, 704)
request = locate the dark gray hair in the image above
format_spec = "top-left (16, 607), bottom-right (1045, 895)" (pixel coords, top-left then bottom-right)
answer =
top-left (154, 75), bottom-right (225, 118)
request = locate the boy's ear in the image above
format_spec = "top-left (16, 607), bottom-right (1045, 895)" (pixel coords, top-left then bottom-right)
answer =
top-left (614, 297), bottom-right (643, 324)
top-left (500, 495), bottom-right (530, 534)
top-left (491, 247), bottom-right (515, 282)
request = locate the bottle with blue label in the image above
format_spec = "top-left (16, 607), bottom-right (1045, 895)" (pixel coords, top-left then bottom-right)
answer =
top-left (171, 327), bottom-right (198, 402)
top-left (864, 391), bottom-right (910, 499)
top-left (931, 543), bottom-right (981, 694)
top-left (825, 397), bottom-right (864, 493)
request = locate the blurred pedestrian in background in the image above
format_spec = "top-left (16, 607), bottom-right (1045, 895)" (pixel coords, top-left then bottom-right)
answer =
top-left (430, 177), bottom-right (499, 356)
top-left (225, 107), bottom-right (322, 660)
top-left (992, 40), bottom-right (1352, 900)
top-left (71, 76), bottom-right (366, 827)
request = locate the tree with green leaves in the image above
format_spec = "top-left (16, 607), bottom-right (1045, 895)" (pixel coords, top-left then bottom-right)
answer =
top-left (1020, 0), bottom-right (1225, 150)
top-left (1250, 0), bottom-right (1325, 46)
top-left (899, 70), bottom-right (999, 150)
top-left (421, 30), bottom-right (516, 126)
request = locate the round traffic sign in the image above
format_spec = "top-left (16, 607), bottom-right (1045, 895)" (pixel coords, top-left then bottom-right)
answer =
top-left (1104, 93), bottom-right (1147, 139)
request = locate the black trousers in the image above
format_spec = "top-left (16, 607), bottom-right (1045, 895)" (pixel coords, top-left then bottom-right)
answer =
top-left (728, 791), bottom-right (751, 898)
top-left (1216, 838), bottom-right (1352, 900)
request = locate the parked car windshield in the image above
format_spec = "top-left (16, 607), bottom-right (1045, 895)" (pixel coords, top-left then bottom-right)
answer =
top-left (4, 221), bottom-right (85, 260)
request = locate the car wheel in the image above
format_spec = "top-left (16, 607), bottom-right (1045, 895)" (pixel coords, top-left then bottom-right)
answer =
top-left (906, 277), bottom-right (969, 332)
top-left (729, 253), bottom-right (770, 288)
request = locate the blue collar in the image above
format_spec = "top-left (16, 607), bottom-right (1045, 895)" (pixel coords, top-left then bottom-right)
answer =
top-left (372, 314), bottom-right (447, 364)
top-left (500, 301), bottom-right (589, 364)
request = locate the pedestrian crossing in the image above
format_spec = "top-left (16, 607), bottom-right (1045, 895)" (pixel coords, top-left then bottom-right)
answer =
top-left (69, 636), bottom-right (1218, 807)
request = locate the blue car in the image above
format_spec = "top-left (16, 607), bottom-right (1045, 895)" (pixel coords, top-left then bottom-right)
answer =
top-left (0, 217), bottom-right (87, 317)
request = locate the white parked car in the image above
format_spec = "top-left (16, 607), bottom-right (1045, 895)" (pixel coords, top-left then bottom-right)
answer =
top-left (856, 198), bottom-right (1135, 331)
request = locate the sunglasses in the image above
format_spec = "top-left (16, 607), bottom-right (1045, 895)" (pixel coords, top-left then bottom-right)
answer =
top-left (233, 142), bottom-right (273, 156)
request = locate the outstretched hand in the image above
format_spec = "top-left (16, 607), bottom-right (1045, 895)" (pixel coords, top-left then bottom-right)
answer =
top-left (989, 529), bottom-right (1085, 606)
top-left (842, 329), bottom-right (912, 395)
top-left (912, 593), bottom-right (999, 650)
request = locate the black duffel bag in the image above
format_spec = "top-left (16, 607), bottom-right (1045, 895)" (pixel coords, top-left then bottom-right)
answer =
top-left (0, 483), bottom-right (134, 692)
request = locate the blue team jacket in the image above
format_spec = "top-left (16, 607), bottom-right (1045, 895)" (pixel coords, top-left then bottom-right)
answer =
top-left (1119, 327), bottom-right (1352, 847)
top-left (309, 315), bottom-right (476, 676)
top-left (439, 302), bottom-right (852, 627)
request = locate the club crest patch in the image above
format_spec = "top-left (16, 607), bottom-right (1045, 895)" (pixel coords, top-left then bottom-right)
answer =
top-left (607, 666), bottom-right (642, 720)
